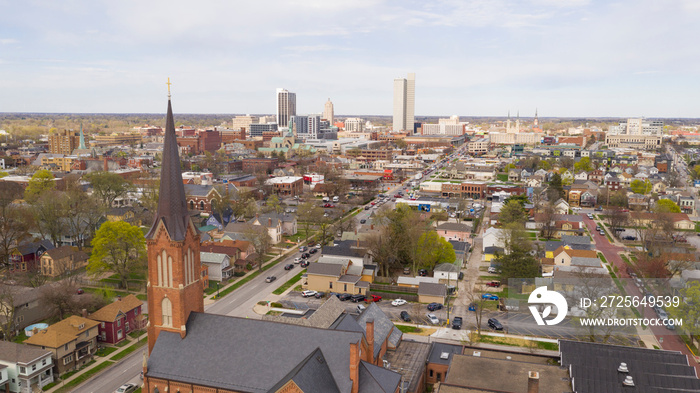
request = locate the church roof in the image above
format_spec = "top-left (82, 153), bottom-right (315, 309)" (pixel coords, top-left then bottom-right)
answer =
top-left (146, 99), bottom-right (191, 241)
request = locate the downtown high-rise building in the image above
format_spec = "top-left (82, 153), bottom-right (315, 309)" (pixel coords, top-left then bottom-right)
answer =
top-left (276, 88), bottom-right (296, 128)
top-left (323, 98), bottom-right (334, 124)
top-left (393, 73), bottom-right (415, 133)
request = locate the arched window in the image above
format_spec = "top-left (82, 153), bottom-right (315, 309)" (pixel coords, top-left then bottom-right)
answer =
top-left (161, 250), bottom-right (168, 287)
top-left (157, 254), bottom-right (163, 287)
top-left (184, 251), bottom-right (189, 284)
top-left (199, 201), bottom-right (205, 210)
top-left (167, 256), bottom-right (173, 287)
top-left (162, 298), bottom-right (172, 327)
top-left (189, 200), bottom-right (194, 210)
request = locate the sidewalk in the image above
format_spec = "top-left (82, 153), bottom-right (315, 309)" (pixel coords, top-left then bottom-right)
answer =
top-left (45, 333), bottom-right (147, 393)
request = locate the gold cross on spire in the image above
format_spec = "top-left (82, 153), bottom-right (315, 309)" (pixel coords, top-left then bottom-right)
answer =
top-left (166, 77), bottom-right (172, 98)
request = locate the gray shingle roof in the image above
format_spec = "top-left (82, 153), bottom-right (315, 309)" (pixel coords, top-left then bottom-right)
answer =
top-left (356, 303), bottom-right (403, 358)
top-left (183, 184), bottom-right (215, 197)
top-left (434, 263), bottom-right (459, 273)
top-left (337, 274), bottom-right (361, 284)
top-left (560, 339), bottom-right (700, 393)
top-left (148, 312), bottom-right (365, 393)
top-left (427, 342), bottom-right (462, 365)
top-left (435, 222), bottom-right (470, 232)
top-left (418, 282), bottom-right (446, 297)
top-left (307, 263), bottom-right (343, 277)
top-left (560, 235), bottom-right (592, 245)
top-left (358, 361), bottom-right (402, 393)
top-left (263, 296), bottom-right (346, 329)
top-left (0, 341), bottom-right (51, 364)
top-left (268, 348), bottom-right (340, 393)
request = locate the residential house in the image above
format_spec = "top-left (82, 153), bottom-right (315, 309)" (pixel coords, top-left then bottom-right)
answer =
top-left (184, 184), bottom-right (222, 213)
top-left (604, 174), bottom-right (621, 191)
top-left (39, 246), bottom-right (88, 278)
top-left (574, 171), bottom-right (588, 181)
top-left (225, 216), bottom-right (283, 244)
top-left (560, 170), bottom-right (573, 184)
top-left (588, 169), bottom-right (605, 185)
top-left (0, 341), bottom-right (54, 393)
top-left (200, 240), bottom-right (241, 263)
top-left (106, 207), bottom-right (141, 226)
top-left (259, 212), bottom-right (297, 236)
top-left (679, 195), bottom-right (695, 214)
top-left (9, 240), bottom-right (54, 273)
top-left (567, 189), bottom-right (582, 207)
top-left (321, 240), bottom-right (374, 271)
top-left (552, 246), bottom-right (599, 267)
top-left (580, 189), bottom-right (598, 207)
top-left (628, 212), bottom-right (695, 230)
top-left (0, 284), bottom-right (52, 338)
top-left (433, 263), bottom-right (460, 282)
top-left (88, 295), bottom-right (144, 344)
top-left (199, 252), bottom-right (233, 281)
top-left (304, 258), bottom-right (369, 295)
top-left (435, 222), bottom-right (471, 242)
top-left (553, 220), bottom-right (584, 238)
top-left (526, 176), bottom-right (542, 188)
top-left (24, 316), bottom-right (99, 377)
top-left (628, 193), bottom-right (648, 209)
top-left (544, 236), bottom-right (593, 258)
top-left (507, 168), bottom-right (520, 182)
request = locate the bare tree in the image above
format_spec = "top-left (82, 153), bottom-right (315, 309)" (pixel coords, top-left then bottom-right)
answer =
top-left (0, 284), bottom-right (17, 340)
top-left (0, 183), bottom-right (29, 266)
top-left (604, 208), bottom-right (627, 233)
top-left (537, 201), bottom-right (557, 240)
top-left (40, 283), bottom-right (105, 320)
top-left (243, 224), bottom-right (273, 272)
top-left (567, 266), bottom-right (625, 343)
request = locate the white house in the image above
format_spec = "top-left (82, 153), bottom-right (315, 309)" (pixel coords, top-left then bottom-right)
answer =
top-left (574, 171), bottom-right (588, 181)
top-left (0, 341), bottom-right (54, 393)
top-left (433, 263), bottom-right (460, 281)
top-left (482, 227), bottom-right (505, 252)
top-left (200, 252), bottom-right (232, 281)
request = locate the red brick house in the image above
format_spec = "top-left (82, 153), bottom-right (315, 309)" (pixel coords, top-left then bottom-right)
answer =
top-left (89, 295), bottom-right (145, 344)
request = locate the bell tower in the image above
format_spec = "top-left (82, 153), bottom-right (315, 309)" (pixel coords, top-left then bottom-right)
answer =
top-left (146, 84), bottom-right (203, 354)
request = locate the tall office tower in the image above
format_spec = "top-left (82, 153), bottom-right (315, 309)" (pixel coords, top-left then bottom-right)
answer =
top-left (276, 88), bottom-right (296, 127)
top-left (291, 115), bottom-right (308, 137)
top-left (307, 115), bottom-right (321, 139)
top-left (49, 129), bottom-right (80, 154)
top-left (323, 98), bottom-right (334, 124)
top-left (392, 73), bottom-right (415, 132)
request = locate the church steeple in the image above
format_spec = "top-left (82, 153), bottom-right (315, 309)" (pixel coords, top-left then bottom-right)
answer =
top-left (78, 123), bottom-right (87, 150)
top-left (534, 108), bottom-right (539, 127)
top-left (146, 82), bottom-right (203, 354)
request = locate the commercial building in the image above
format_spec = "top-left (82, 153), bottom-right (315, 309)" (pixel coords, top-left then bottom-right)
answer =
top-left (276, 88), bottom-right (296, 127)
top-left (605, 134), bottom-right (662, 149)
top-left (608, 118), bottom-right (663, 135)
top-left (323, 98), bottom-right (334, 124)
top-left (48, 130), bottom-right (80, 154)
top-left (421, 123), bottom-right (465, 136)
top-left (393, 73), bottom-right (415, 132)
top-left (248, 122), bottom-right (278, 137)
top-left (231, 115), bottom-right (258, 131)
top-left (344, 117), bottom-right (365, 132)
top-left (266, 176), bottom-right (303, 197)
top-left (467, 137), bottom-right (490, 154)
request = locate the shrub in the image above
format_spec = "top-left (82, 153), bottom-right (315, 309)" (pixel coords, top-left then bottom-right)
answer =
top-left (234, 271), bottom-right (246, 277)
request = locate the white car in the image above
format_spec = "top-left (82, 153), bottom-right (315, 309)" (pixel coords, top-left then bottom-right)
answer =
top-left (391, 299), bottom-right (407, 307)
top-left (315, 244), bottom-right (322, 249)
top-left (301, 290), bottom-right (318, 297)
top-left (488, 267), bottom-right (498, 274)
top-left (115, 384), bottom-right (137, 393)
top-left (294, 257), bottom-right (302, 263)
top-left (427, 314), bottom-right (440, 325)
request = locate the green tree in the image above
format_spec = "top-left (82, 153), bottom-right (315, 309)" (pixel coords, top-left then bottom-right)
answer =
top-left (265, 195), bottom-right (283, 214)
top-left (88, 221), bottom-right (146, 290)
top-left (574, 157), bottom-right (593, 173)
top-left (548, 173), bottom-right (564, 200)
top-left (668, 282), bottom-right (700, 348)
top-left (24, 169), bottom-right (55, 202)
top-left (496, 247), bottom-right (539, 283)
top-left (85, 171), bottom-right (132, 207)
top-left (498, 199), bottom-right (527, 226)
top-left (0, 171), bottom-right (8, 178)
top-left (630, 179), bottom-right (652, 195)
top-left (691, 164), bottom-right (700, 180)
top-left (504, 163), bottom-right (516, 172)
top-left (654, 199), bottom-right (681, 213)
top-left (415, 232), bottom-right (456, 270)
top-left (537, 160), bottom-right (551, 170)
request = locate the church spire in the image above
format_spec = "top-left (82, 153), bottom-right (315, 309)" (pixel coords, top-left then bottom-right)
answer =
top-left (534, 108), bottom-right (539, 127)
top-left (78, 123), bottom-right (86, 150)
top-left (145, 84), bottom-right (189, 241)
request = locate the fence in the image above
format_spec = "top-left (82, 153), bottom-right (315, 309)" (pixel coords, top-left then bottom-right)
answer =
top-left (368, 283), bottom-right (420, 302)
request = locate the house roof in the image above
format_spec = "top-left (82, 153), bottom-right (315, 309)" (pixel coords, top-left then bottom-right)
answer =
top-left (554, 246), bottom-right (598, 259)
top-left (259, 212), bottom-right (297, 223)
top-left (355, 303), bottom-right (402, 357)
top-left (322, 241), bottom-right (366, 259)
top-left (570, 257), bottom-right (602, 267)
top-left (434, 263), bottom-right (460, 273)
top-left (147, 312), bottom-right (399, 393)
top-left (15, 239), bottom-right (54, 256)
top-left (43, 245), bottom-right (88, 261)
top-left (427, 342), bottom-right (462, 366)
top-left (560, 339), bottom-right (700, 393)
top-left (0, 284), bottom-right (42, 306)
top-left (200, 252), bottom-right (230, 265)
top-left (358, 361), bottom-right (402, 393)
top-left (337, 274), bottom-right (361, 284)
top-left (307, 263), bottom-right (343, 277)
top-left (88, 294), bottom-right (142, 323)
top-left (24, 315), bottom-right (99, 348)
top-left (560, 235), bottom-right (592, 245)
top-left (200, 242), bottom-right (240, 257)
top-left (183, 184), bottom-right (217, 197)
top-left (435, 222), bottom-right (470, 232)
top-left (417, 282), bottom-right (446, 297)
top-left (0, 341), bottom-right (51, 364)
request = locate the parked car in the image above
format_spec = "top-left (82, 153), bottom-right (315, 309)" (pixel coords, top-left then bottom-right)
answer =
top-left (391, 298), bottom-right (407, 306)
top-left (315, 244), bottom-right (322, 249)
top-left (360, 219), bottom-right (367, 224)
top-left (403, 267), bottom-right (411, 275)
top-left (400, 311), bottom-right (411, 322)
top-left (595, 226), bottom-right (601, 231)
top-left (339, 293), bottom-right (352, 301)
top-left (468, 303), bottom-right (477, 312)
top-left (294, 257), bottom-right (302, 263)
top-left (418, 269), bottom-right (428, 276)
top-left (488, 318), bottom-right (503, 331)
top-left (452, 316), bottom-right (463, 330)
top-left (115, 384), bottom-right (137, 393)
top-left (309, 248), bottom-right (318, 254)
top-left (364, 206), bottom-right (371, 210)
top-left (76, 288), bottom-right (84, 295)
top-left (299, 246), bottom-right (307, 252)
top-left (366, 294), bottom-right (382, 302)
top-left (300, 260), bottom-right (309, 268)
top-left (427, 302), bottom-right (443, 311)
top-left (623, 236), bottom-right (636, 241)
top-left (302, 290), bottom-right (317, 297)
top-left (427, 313), bottom-right (440, 325)
top-left (357, 304), bottom-right (366, 312)
top-left (487, 267), bottom-right (499, 274)
top-left (458, 272), bottom-right (464, 280)
top-left (599, 230), bottom-right (606, 236)
top-left (595, 206), bottom-right (603, 211)
top-left (265, 276), bottom-right (276, 283)
top-left (284, 264), bottom-right (294, 270)
top-left (482, 293), bottom-right (499, 301)
top-left (314, 292), bottom-right (325, 299)
top-left (351, 294), bottom-right (366, 302)
top-left (486, 281), bottom-right (501, 287)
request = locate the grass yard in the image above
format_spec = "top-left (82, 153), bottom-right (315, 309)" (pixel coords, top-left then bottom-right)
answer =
top-left (111, 339), bottom-right (146, 361)
top-left (95, 346), bottom-right (118, 357)
top-left (500, 287), bottom-right (528, 300)
top-left (476, 334), bottom-right (559, 351)
top-left (272, 270), bottom-right (306, 295)
top-left (496, 174), bottom-right (509, 182)
top-left (395, 324), bottom-right (423, 334)
top-left (54, 361), bottom-right (114, 393)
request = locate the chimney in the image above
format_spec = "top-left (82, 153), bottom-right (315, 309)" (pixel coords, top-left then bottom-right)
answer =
top-left (349, 341), bottom-right (360, 393)
top-left (81, 309), bottom-right (88, 318)
top-left (366, 319), bottom-right (375, 363)
top-left (268, 218), bottom-right (272, 226)
top-left (103, 156), bottom-right (108, 171)
top-left (527, 371), bottom-right (539, 393)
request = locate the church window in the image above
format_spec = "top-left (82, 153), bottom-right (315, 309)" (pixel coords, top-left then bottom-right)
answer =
top-left (162, 298), bottom-right (172, 327)
top-left (168, 256), bottom-right (173, 287)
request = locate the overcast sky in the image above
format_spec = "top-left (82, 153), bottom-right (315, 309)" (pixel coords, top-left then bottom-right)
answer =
top-left (1, 0), bottom-right (698, 118)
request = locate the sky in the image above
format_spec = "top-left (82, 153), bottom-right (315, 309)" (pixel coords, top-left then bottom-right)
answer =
top-left (0, 0), bottom-right (698, 118)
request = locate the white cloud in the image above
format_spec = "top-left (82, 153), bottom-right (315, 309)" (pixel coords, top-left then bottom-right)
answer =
top-left (0, 38), bottom-right (18, 44)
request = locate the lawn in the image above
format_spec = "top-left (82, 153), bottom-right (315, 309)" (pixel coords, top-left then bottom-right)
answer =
top-left (500, 287), bottom-right (528, 300)
top-left (496, 174), bottom-right (509, 182)
top-left (54, 361), bottom-right (114, 393)
top-left (395, 324), bottom-right (423, 334)
top-left (111, 339), bottom-right (146, 361)
top-left (272, 270), bottom-right (306, 295)
top-left (95, 346), bottom-right (118, 357)
top-left (477, 334), bottom-right (559, 351)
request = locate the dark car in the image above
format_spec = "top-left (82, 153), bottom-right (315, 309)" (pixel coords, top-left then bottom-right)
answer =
top-left (300, 260), bottom-right (309, 268)
top-left (400, 311), bottom-right (411, 322)
top-left (488, 318), bottom-right (503, 331)
top-left (284, 264), bottom-right (294, 270)
top-left (314, 292), bottom-right (325, 299)
top-left (427, 302), bottom-right (443, 311)
top-left (452, 316), bottom-right (463, 330)
top-left (299, 246), bottom-right (307, 252)
top-left (351, 294), bottom-right (366, 303)
top-left (360, 219), bottom-right (367, 224)
top-left (418, 269), bottom-right (428, 277)
top-left (458, 272), bottom-right (464, 280)
top-left (309, 248), bottom-right (318, 254)
top-left (339, 293), bottom-right (352, 301)
top-left (364, 206), bottom-right (371, 210)
top-left (76, 288), bottom-right (84, 295)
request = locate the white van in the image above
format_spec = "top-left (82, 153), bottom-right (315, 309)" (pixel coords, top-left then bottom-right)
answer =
top-left (322, 196), bottom-right (330, 203)
top-left (332, 196), bottom-right (339, 203)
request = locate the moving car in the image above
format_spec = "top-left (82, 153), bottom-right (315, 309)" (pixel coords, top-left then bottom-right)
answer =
top-left (309, 248), bottom-right (318, 254)
top-left (427, 313), bottom-right (440, 325)
top-left (482, 293), bottom-right (499, 301)
top-left (488, 318), bottom-right (503, 331)
top-left (400, 311), bottom-right (411, 322)
top-left (360, 219), bottom-right (367, 224)
top-left (301, 290), bottom-right (317, 297)
top-left (427, 302), bottom-right (443, 311)
top-left (115, 384), bottom-right (137, 393)
top-left (265, 276), bottom-right (276, 283)
top-left (452, 316), bottom-right (463, 330)
top-left (284, 264), bottom-right (294, 270)
top-left (391, 298), bottom-right (407, 306)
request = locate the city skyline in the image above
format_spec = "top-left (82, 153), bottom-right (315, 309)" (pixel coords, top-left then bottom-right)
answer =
top-left (0, 1), bottom-right (699, 117)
